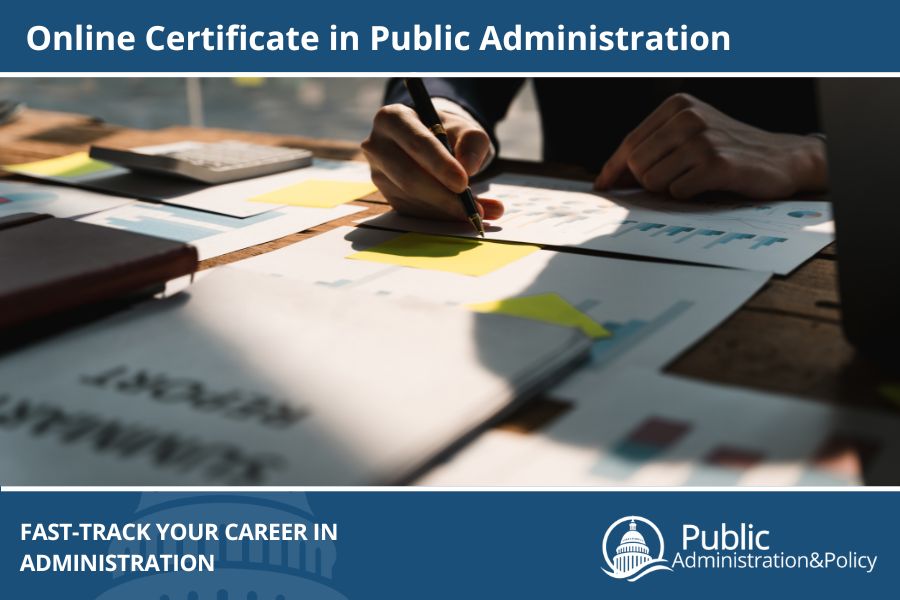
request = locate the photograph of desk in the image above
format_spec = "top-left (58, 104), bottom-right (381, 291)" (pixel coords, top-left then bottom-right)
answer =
top-left (0, 108), bottom-right (894, 445)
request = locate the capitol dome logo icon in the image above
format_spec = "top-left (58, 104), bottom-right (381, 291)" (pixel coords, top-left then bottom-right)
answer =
top-left (96, 492), bottom-right (345, 600)
top-left (602, 516), bottom-right (673, 582)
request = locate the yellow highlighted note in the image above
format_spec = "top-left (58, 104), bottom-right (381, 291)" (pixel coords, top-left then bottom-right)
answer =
top-left (250, 179), bottom-right (378, 208)
top-left (348, 233), bottom-right (539, 276)
top-left (233, 77), bottom-right (267, 88)
top-left (468, 293), bottom-right (611, 339)
top-left (4, 152), bottom-right (113, 178)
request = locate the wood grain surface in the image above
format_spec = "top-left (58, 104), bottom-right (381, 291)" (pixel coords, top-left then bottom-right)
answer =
top-left (3, 108), bottom-right (898, 436)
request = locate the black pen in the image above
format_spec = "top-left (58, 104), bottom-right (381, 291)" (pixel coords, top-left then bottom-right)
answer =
top-left (404, 78), bottom-right (485, 237)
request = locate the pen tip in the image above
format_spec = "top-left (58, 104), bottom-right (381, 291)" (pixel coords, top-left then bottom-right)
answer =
top-left (469, 214), bottom-right (486, 238)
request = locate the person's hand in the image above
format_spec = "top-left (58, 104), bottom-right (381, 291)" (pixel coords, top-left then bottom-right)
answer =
top-left (594, 93), bottom-right (828, 200)
top-left (362, 104), bottom-right (504, 221)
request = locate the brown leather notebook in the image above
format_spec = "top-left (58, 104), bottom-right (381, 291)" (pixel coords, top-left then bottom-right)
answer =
top-left (0, 213), bottom-right (198, 331)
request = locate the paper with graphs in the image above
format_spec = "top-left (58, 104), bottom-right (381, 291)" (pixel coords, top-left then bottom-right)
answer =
top-left (0, 179), bottom-right (133, 219)
top-left (361, 173), bottom-right (834, 274)
top-left (79, 202), bottom-right (363, 260)
top-left (232, 226), bottom-right (769, 371)
top-left (418, 369), bottom-right (900, 486)
top-left (6, 152), bottom-right (374, 218)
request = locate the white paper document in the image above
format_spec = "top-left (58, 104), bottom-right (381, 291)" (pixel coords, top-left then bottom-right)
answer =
top-left (156, 156), bottom-right (375, 217)
top-left (0, 180), bottom-right (133, 218)
top-left (232, 226), bottom-right (769, 371)
top-left (78, 202), bottom-right (363, 260)
top-left (0, 269), bottom-right (589, 485)
top-left (420, 369), bottom-right (900, 486)
top-left (362, 173), bottom-right (834, 274)
top-left (9, 153), bottom-right (374, 218)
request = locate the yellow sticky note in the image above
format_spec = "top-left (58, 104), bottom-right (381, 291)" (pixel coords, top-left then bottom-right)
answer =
top-left (233, 77), bottom-right (266, 88)
top-left (250, 179), bottom-right (378, 208)
top-left (348, 233), bottom-right (539, 276)
top-left (468, 293), bottom-right (611, 339)
top-left (4, 152), bottom-right (113, 178)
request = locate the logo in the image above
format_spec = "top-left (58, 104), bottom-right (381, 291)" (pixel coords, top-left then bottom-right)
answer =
top-left (602, 516), bottom-right (673, 582)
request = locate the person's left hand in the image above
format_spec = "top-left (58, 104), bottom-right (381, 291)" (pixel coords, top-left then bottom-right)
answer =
top-left (594, 93), bottom-right (828, 200)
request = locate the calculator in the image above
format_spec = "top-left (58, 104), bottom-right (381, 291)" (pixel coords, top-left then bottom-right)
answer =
top-left (89, 140), bottom-right (314, 185)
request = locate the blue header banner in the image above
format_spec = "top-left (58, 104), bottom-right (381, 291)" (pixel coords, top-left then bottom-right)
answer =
top-left (0, 0), bottom-right (896, 72)
top-left (1, 489), bottom-right (898, 598)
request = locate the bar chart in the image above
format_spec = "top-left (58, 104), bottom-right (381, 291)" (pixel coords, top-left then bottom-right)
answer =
top-left (366, 174), bottom-right (834, 273)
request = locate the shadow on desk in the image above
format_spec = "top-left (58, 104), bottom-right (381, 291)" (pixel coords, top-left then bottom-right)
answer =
top-left (383, 208), bottom-right (900, 487)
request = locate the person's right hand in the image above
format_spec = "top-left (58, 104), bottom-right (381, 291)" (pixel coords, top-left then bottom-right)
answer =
top-left (362, 104), bottom-right (504, 221)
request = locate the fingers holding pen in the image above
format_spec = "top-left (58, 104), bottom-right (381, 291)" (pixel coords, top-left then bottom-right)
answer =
top-left (373, 104), bottom-right (469, 193)
top-left (363, 103), bottom-right (504, 222)
top-left (366, 139), bottom-right (504, 221)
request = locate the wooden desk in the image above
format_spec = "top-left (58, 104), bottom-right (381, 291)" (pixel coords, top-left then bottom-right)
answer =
top-left (2, 109), bottom-right (898, 430)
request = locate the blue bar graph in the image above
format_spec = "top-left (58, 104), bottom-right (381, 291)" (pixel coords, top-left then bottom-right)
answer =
top-left (103, 216), bottom-right (221, 241)
top-left (675, 228), bottom-right (725, 244)
top-left (651, 225), bottom-right (695, 237)
top-left (611, 221), bottom-right (666, 238)
top-left (704, 232), bottom-right (756, 249)
top-left (601, 218), bottom-right (795, 254)
top-left (592, 319), bottom-right (647, 362)
top-left (88, 204), bottom-right (281, 242)
top-left (788, 210), bottom-right (823, 219)
top-left (591, 300), bottom-right (694, 364)
top-left (750, 236), bottom-right (787, 250)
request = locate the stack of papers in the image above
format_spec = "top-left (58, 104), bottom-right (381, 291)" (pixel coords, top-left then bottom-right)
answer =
top-left (1, 150), bottom-right (856, 487)
top-left (3, 155), bottom-right (376, 259)
top-left (5, 152), bottom-right (376, 218)
top-left (0, 269), bottom-right (589, 485)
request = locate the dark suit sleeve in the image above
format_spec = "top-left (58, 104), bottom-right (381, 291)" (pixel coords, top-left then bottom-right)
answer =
top-left (384, 78), bottom-right (525, 151)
